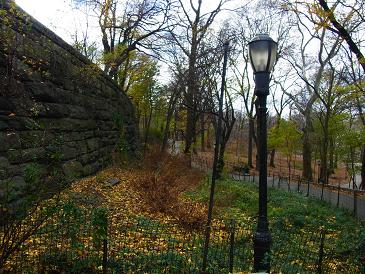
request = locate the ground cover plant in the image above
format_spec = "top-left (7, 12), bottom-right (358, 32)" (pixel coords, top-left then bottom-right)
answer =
top-left (2, 152), bottom-right (365, 273)
top-left (186, 177), bottom-right (365, 272)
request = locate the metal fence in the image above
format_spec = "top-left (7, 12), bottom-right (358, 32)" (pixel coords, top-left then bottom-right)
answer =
top-left (192, 155), bottom-right (365, 220)
top-left (3, 204), bottom-right (253, 273)
top-left (3, 201), bottom-right (364, 273)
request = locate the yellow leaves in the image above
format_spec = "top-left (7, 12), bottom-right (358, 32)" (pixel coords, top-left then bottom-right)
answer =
top-left (359, 56), bottom-right (365, 65)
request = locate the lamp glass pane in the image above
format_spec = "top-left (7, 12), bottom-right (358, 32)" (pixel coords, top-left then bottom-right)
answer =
top-left (268, 42), bottom-right (278, 72)
top-left (249, 40), bottom-right (269, 72)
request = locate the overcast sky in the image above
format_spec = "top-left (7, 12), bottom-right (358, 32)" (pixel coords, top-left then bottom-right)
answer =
top-left (13, 0), bottom-right (267, 113)
top-left (15, 0), bottom-right (242, 45)
top-left (15, 0), bottom-right (95, 44)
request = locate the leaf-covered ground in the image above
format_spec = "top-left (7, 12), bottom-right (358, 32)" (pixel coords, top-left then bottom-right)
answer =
top-left (4, 152), bottom-right (365, 273)
top-left (65, 152), bottom-right (208, 229)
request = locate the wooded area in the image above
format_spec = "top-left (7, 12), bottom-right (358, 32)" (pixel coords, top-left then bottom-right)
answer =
top-left (65, 0), bottom-right (364, 188)
top-left (0, 0), bottom-right (365, 272)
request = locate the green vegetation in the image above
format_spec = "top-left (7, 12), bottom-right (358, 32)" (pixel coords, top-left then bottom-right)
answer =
top-left (186, 177), bottom-right (365, 272)
top-left (2, 153), bottom-right (365, 273)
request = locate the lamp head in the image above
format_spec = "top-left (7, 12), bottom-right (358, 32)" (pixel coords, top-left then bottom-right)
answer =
top-left (248, 34), bottom-right (278, 73)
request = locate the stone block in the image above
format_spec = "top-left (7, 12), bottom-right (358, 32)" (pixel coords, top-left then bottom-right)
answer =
top-left (86, 138), bottom-right (99, 152)
top-left (79, 150), bottom-right (99, 165)
top-left (82, 162), bottom-right (100, 176)
top-left (0, 156), bottom-right (10, 169)
top-left (0, 97), bottom-right (15, 115)
top-left (7, 147), bottom-right (46, 164)
top-left (61, 144), bottom-right (79, 160)
top-left (62, 160), bottom-right (83, 179)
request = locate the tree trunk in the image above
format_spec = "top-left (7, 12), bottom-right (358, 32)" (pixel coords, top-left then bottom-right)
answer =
top-left (302, 116), bottom-right (313, 181)
top-left (269, 149), bottom-right (276, 167)
top-left (143, 108), bottom-right (153, 155)
top-left (319, 135), bottom-right (329, 184)
top-left (360, 146), bottom-right (365, 190)
top-left (217, 141), bottom-right (226, 179)
top-left (248, 117), bottom-right (254, 168)
top-left (161, 95), bottom-right (177, 152)
top-left (329, 138), bottom-right (335, 174)
top-left (206, 123), bottom-right (211, 149)
top-left (200, 113), bottom-right (205, 152)
top-left (319, 113), bottom-right (330, 184)
top-left (161, 110), bottom-right (173, 153)
top-left (184, 30), bottom-right (198, 154)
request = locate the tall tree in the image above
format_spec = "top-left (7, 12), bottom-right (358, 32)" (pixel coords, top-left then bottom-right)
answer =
top-left (278, 3), bottom-right (341, 181)
top-left (232, 0), bottom-right (293, 168)
top-left (314, 0), bottom-right (365, 188)
top-left (280, 0), bottom-right (365, 185)
top-left (72, 0), bottom-right (172, 82)
top-left (169, 0), bottom-right (229, 154)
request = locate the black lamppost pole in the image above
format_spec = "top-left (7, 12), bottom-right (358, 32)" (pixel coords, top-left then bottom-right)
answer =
top-left (248, 34), bottom-right (278, 273)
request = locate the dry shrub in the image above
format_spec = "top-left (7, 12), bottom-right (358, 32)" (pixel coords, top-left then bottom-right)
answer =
top-left (132, 150), bottom-right (207, 229)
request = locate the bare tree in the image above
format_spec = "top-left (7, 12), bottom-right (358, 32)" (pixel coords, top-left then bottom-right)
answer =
top-left (72, 0), bottom-right (172, 82)
top-left (231, 0), bottom-right (293, 169)
top-left (315, 0), bottom-right (365, 188)
top-left (280, 0), bottom-right (365, 185)
top-left (168, 0), bottom-right (230, 154)
top-left (279, 5), bottom-right (341, 181)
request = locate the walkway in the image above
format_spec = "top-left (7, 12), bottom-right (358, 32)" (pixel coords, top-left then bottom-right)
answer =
top-left (191, 157), bottom-right (365, 220)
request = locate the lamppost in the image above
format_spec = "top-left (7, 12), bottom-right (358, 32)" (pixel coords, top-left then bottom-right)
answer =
top-left (248, 34), bottom-right (277, 273)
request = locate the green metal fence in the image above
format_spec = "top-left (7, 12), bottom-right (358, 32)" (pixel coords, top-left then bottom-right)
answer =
top-left (2, 201), bottom-right (364, 273)
top-left (3, 203), bottom-right (253, 273)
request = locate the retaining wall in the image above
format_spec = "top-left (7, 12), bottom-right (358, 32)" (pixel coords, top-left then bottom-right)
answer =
top-left (0, 0), bottom-right (139, 200)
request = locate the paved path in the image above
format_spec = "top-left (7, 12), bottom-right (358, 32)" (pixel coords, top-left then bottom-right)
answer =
top-left (192, 161), bottom-right (365, 220)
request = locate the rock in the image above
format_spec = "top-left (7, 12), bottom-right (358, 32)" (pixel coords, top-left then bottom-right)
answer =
top-left (62, 160), bottom-right (83, 179)
top-left (0, 157), bottom-right (10, 168)
top-left (105, 178), bottom-right (120, 186)
top-left (8, 176), bottom-right (27, 197)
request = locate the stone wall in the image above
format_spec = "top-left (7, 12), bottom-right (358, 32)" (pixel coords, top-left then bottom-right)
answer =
top-left (0, 0), bottom-right (138, 200)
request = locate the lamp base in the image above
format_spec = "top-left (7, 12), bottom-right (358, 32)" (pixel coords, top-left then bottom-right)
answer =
top-left (253, 229), bottom-right (271, 272)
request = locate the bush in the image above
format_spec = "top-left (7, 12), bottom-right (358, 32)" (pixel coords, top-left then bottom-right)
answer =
top-left (132, 150), bottom-right (207, 229)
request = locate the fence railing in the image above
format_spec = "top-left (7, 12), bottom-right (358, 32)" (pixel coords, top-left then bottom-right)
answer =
top-left (2, 203), bottom-right (254, 273)
top-left (192, 155), bottom-right (365, 220)
top-left (2, 199), bottom-right (364, 273)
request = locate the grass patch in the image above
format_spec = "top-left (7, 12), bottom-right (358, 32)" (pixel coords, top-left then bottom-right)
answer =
top-left (185, 177), bottom-right (365, 273)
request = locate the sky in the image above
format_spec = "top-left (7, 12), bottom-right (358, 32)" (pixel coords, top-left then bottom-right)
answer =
top-left (13, 0), bottom-right (274, 113)
top-left (15, 0), bottom-right (242, 46)
top-left (14, 0), bottom-right (243, 82)
top-left (15, 0), bottom-right (98, 45)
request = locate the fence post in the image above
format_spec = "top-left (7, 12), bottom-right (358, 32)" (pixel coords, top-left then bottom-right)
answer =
top-left (306, 180), bottom-right (310, 197)
top-left (337, 183), bottom-right (340, 207)
top-left (321, 181), bottom-right (324, 201)
top-left (297, 176), bottom-right (301, 193)
top-left (272, 173), bottom-right (275, 187)
top-left (229, 220), bottom-right (236, 273)
top-left (354, 190), bottom-right (358, 216)
top-left (103, 239), bottom-right (108, 274)
top-left (317, 229), bottom-right (325, 274)
top-left (101, 211), bottom-right (108, 274)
